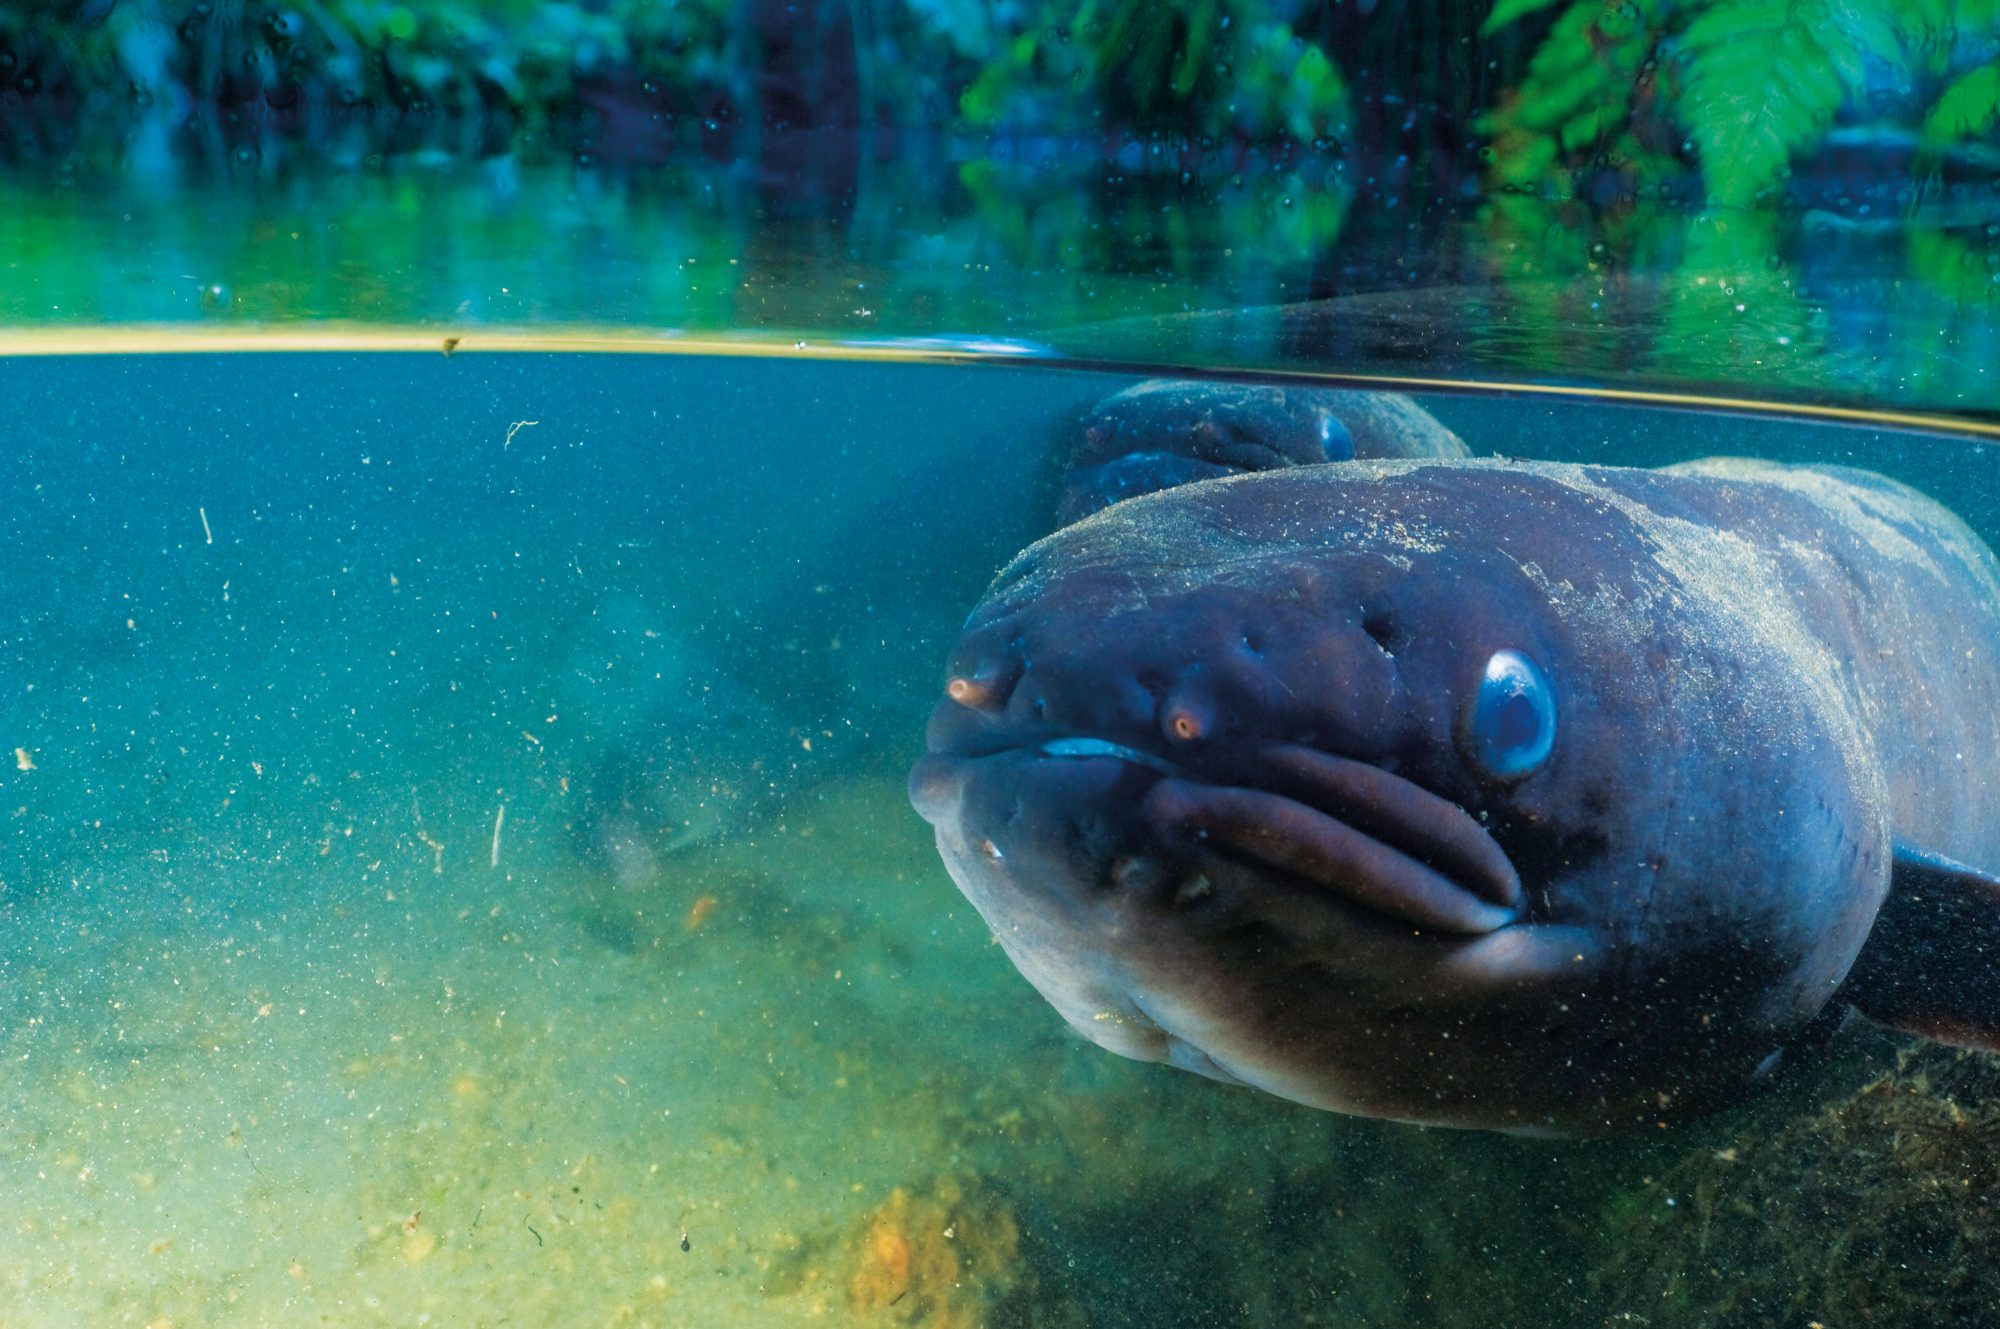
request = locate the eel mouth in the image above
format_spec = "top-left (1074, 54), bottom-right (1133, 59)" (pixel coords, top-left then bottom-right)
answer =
top-left (918, 737), bottom-right (1522, 936)
top-left (1034, 735), bottom-right (1183, 774)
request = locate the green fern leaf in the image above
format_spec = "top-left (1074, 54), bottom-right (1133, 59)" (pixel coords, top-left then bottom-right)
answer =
top-left (1678, 0), bottom-right (1886, 207)
top-left (1909, 229), bottom-right (1991, 307)
top-left (1922, 62), bottom-right (2000, 146)
top-left (1481, 0), bottom-right (1568, 36)
top-left (1171, 0), bottom-right (1220, 96)
top-left (1477, 0), bottom-right (1664, 194)
top-left (1889, 0), bottom-right (2000, 76)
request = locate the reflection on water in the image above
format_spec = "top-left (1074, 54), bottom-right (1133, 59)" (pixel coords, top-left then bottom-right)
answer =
top-left (0, 145), bottom-right (1345, 338)
top-left (3, 136), bottom-right (1998, 422)
top-left (3, 352), bottom-right (2000, 1326)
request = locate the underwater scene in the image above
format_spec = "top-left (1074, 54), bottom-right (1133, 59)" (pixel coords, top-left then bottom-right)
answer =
top-left (6, 349), bottom-right (2000, 1328)
top-left (8, 0), bottom-right (2000, 1325)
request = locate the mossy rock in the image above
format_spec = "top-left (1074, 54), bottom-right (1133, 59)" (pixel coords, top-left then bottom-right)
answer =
top-left (1591, 1042), bottom-right (2000, 1327)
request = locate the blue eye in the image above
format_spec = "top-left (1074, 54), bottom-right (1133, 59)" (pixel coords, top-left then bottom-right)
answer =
top-left (1467, 649), bottom-right (1555, 780)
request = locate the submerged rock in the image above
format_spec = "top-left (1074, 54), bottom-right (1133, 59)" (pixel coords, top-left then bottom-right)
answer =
top-left (847, 1174), bottom-right (1024, 1327)
top-left (766, 1170), bottom-right (1055, 1328)
top-left (1593, 1041), bottom-right (2000, 1327)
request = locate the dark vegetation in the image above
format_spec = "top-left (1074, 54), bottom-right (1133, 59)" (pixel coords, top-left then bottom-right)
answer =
top-left (5, 0), bottom-right (1997, 199)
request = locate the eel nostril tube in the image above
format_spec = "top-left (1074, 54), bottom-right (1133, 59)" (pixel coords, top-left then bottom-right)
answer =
top-left (946, 667), bottom-right (1011, 711)
top-left (1161, 690), bottom-right (1214, 745)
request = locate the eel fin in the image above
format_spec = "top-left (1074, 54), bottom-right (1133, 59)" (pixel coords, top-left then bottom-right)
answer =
top-left (1842, 844), bottom-right (2000, 1050)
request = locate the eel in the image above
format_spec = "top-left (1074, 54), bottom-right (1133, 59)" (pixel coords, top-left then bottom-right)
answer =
top-left (910, 419), bottom-right (2000, 1133)
top-left (1056, 379), bottom-right (1467, 526)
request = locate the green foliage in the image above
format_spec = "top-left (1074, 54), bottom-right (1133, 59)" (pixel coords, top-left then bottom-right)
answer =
top-left (1099, 0), bottom-right (1220, 108)
top-left (0, 0), bottom-right (1989, 194)
top-left (1909, 226), bottom-right (2000, 308)
top-left (0, 0), bottom-right (1362, 151)
top-left (1477, 0), bottom-right (1676, 196)
top-left (1482, 0), bottom-right (2000, 207)
top-left (953, 1), bottom-right (1349, 144)
top-left (1923, 62), bottom-right (2000, 148)
top-left (312, 0), bottom-right (739, 118)
top-left (1230, 21), bottom-right (1350, 143)
top-left (1679, 0), bottom-right (1904, 207)
top-left (1479, 0), bottom-right (1568, 36)
top-left (0, 0), bottom-right (740, 127)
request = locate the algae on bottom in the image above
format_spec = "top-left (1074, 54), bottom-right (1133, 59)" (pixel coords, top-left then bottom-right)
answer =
top-left (1593, 1040), bottom-right (2000, 1328)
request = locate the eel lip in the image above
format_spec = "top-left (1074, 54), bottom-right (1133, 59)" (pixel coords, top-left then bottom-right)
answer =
top-left (1141, 743), bottom-right (1522, 935)
top-left (914, 734), bottom-right (1521, 937)
top-left (1034, 736), bottom-right (1183, 775)
top-left (907, 736), bottom-right (1179, 826)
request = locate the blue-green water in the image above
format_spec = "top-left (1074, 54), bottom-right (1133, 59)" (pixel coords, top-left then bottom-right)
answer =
top-left (4, 352), bottom-right (2000, 1326)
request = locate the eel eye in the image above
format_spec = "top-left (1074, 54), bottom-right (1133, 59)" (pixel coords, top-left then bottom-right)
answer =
top-left (1466, 649), bottom-right (1555, 780)
top-left (1318, 413), bottom-right (1356, 462)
